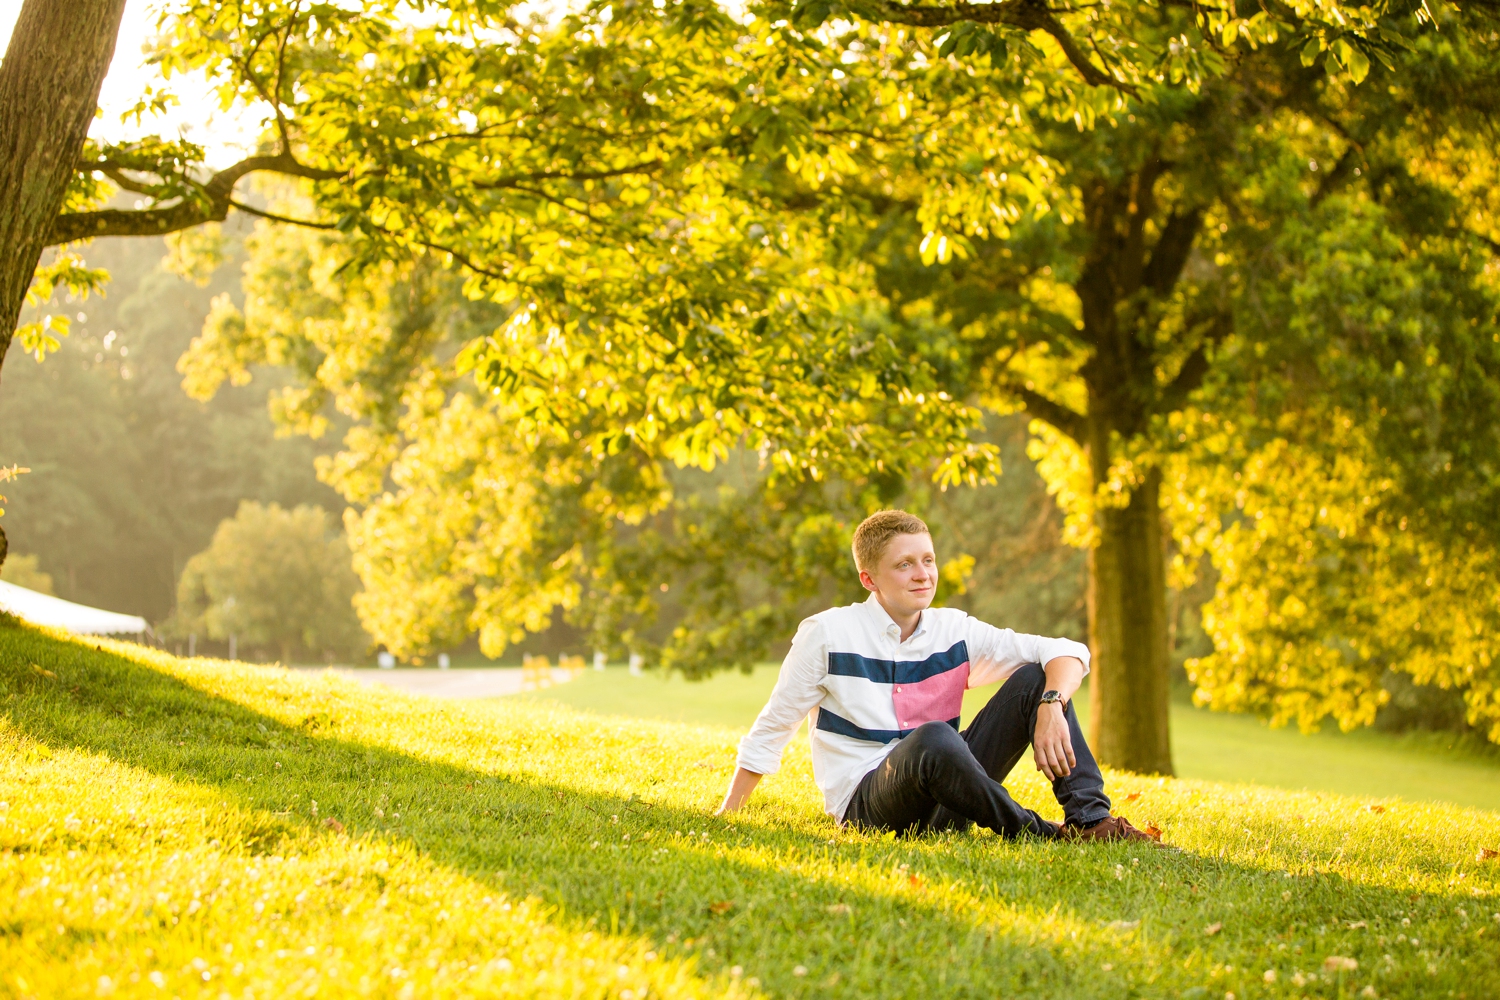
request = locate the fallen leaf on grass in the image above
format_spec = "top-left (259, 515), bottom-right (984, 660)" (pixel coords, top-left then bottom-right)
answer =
top-left (1322, 955), bottom-right (1358, 972)
top-left (324, 818), bottom-right (345, 834)
top-left (1368, 805), bottom-right (1386, 814)
top-left (908, 874), bottom-right (924, 889)
top-left (1478, 848), bottom-right (1499, 861)
top-left (1144, 825), bottom-right (1163, 841)
top-left (707, 901), bottom-right (733, 915)
top-left (1204, 923), bottom-right (1223, 936)
top-left (29, 663), bottom-right (55, 679)
top-left (1125, 793), bottom-right (1141, 802)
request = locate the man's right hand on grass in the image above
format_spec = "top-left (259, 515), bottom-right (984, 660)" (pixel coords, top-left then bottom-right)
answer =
top-left (716, 767), bottom-right (762, 814)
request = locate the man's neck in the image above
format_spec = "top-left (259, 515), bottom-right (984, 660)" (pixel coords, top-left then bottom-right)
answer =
top-left (875, 593), bottom-right (922, 642)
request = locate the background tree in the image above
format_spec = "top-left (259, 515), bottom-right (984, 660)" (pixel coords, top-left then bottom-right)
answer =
top-left (168, 500), bottom-right (366, 662)
top-left (0, 553), bottom-right (51, 594)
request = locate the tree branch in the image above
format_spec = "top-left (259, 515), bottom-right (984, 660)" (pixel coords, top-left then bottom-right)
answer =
top-left (1468, 227), bottom-right (1500, 255)
top-left (1141, 208), bottom-right (1203, 296)
top-left (1155, 313), bottom-right (1230, 414)
top-left (864, 0), bottom-right (1126, 90)
top-left (228, 198), bottom-right (339, 230)
top-left (1310, 145), bottom-right (1360, 208)
top-left (48, 152), bottom-right (341, 245)
top-left (472, 160), bottom-right (663, 190)
top-left (1008, 382), bottom-right (1088, 441)
top-left (100, 168), bottom-right (162, 196)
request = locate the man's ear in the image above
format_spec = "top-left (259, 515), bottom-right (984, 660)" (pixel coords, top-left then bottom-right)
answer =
top-left (858, 569), bottom-right (877, 592)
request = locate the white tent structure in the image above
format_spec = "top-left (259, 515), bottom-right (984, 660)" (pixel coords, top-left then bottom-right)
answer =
top-left (0, 580), bottom-right (149, 636)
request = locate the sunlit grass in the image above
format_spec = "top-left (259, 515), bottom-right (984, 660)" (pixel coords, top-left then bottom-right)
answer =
top-left (4, 617), bottom-right (1499, 998)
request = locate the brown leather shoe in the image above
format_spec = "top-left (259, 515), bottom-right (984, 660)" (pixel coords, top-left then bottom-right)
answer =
top-left (1061, 815), bottom-right (1163, 844)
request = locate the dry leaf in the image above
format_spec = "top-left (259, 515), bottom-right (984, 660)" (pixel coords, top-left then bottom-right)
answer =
top-left (324, 817), bottom-right (345, 833)
top-left (1204, 923), bottom-right (1223, 936)
top-left (1478, 848), bottom-right (1499, 861)
top-left (1368, 805), bottom-right (1386, 814)
top-left (1144, 825), bottom-right (1163, 841)
top-left (908, 874), bottom-right (923, 888)
top-left (1125, 793), bottom-right (1141, 802)
top-left (29, 663), bottom-right (55, 679)
top-left (708, 901), bottom-right (733, 915)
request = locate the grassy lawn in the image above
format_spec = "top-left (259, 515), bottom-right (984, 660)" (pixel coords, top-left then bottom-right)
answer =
top-left (519, 666), bottom-right (1500, 813)
top-left (5, 620), bottom-right (1500, 999)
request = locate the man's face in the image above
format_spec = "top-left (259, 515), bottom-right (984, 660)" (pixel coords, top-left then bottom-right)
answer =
top-left (860, 532), bottom-right (938, 618)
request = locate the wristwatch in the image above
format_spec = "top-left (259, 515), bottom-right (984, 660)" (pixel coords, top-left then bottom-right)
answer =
top-left (1039, 689), bottom-right (1065, 708)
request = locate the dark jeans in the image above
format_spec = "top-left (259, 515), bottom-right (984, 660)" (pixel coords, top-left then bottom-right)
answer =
top-left (842, 663), bottom-right (1112, 839)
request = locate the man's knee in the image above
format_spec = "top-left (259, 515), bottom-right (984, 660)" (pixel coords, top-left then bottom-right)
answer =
top-left (905, 720), bottom-right (968, 758)
top-left (1009, 662), bottom-right (1046, 693)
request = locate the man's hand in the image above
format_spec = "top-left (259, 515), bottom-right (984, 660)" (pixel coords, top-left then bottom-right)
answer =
top-left (716, 767), bottom-right (763, 815)
top-left (1033, 702), bottom-right (1076, 780)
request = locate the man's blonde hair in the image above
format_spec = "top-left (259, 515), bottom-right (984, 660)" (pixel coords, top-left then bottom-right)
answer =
top-left (851, 510), bottom-right (930, 573)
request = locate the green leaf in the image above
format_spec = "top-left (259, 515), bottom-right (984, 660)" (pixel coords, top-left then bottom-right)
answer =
top-left (792, 0), bottom-right (832, 30)
top-left (1345, 46), bottom-right (1370, 84)
top-left (1301, 37), bottom-right (1323, 67)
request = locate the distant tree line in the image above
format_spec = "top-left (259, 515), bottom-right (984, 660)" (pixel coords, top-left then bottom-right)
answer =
top-left (0, 232), bottom-right (341, 624)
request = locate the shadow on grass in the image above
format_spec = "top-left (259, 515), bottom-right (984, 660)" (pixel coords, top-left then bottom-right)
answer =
top-left (0, 620), bottom-right (1484, 999)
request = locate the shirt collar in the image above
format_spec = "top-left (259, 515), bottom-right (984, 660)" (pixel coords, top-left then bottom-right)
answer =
top-left (864, 592), bottom-right (926, 642)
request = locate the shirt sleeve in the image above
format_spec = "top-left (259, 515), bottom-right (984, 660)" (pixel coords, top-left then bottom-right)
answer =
top-left (965, 616), bottom-right (1091, 689)
top-left (735, 616), bottom-right (828, 776)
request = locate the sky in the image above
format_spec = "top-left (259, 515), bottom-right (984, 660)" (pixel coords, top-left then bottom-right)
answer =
top-left (0, 0), bottom-right (262, 164)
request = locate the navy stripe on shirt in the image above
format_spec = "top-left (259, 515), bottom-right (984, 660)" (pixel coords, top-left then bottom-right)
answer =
top-left (826, 640), bottom-right (969, 685)
top-left (815, 706), bottom-right (961, 744)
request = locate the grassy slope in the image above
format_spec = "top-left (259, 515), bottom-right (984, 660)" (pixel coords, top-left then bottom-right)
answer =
top-left (520, 668), bottom-right (1500, 812)
top-left (4, 621), bottom-right (1500, 999)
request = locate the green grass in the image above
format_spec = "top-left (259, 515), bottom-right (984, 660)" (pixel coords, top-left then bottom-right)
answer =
top-left (515, 667), bottom-right (793, 730)
top-left (520, 667), bottom-right (1500, 812)
top-left (6, 619), bottom-right (1500, 999)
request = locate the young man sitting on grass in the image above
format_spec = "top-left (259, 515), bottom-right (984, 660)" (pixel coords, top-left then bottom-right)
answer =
top-left (717, 509), bottom-right (1155, 843)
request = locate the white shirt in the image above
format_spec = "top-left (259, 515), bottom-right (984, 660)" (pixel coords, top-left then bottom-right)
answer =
top-left (736, 593), bottom-right (1091, 820)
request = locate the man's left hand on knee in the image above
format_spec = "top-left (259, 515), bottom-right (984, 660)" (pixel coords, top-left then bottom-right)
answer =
top-left (1033, 701), bottom-right (1076, 779)
top-left (1033, 654), bottom-right (1084, 780)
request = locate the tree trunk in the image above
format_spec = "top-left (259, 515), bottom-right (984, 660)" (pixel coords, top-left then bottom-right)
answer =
top-left (1086, 463), bottom-right (1174, 775)
top-left (0, 0), bottom-right (128, 374)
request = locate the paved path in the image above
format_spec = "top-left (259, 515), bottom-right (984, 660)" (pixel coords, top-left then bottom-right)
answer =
top-left (289, 666), bottom-right (576, 699)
